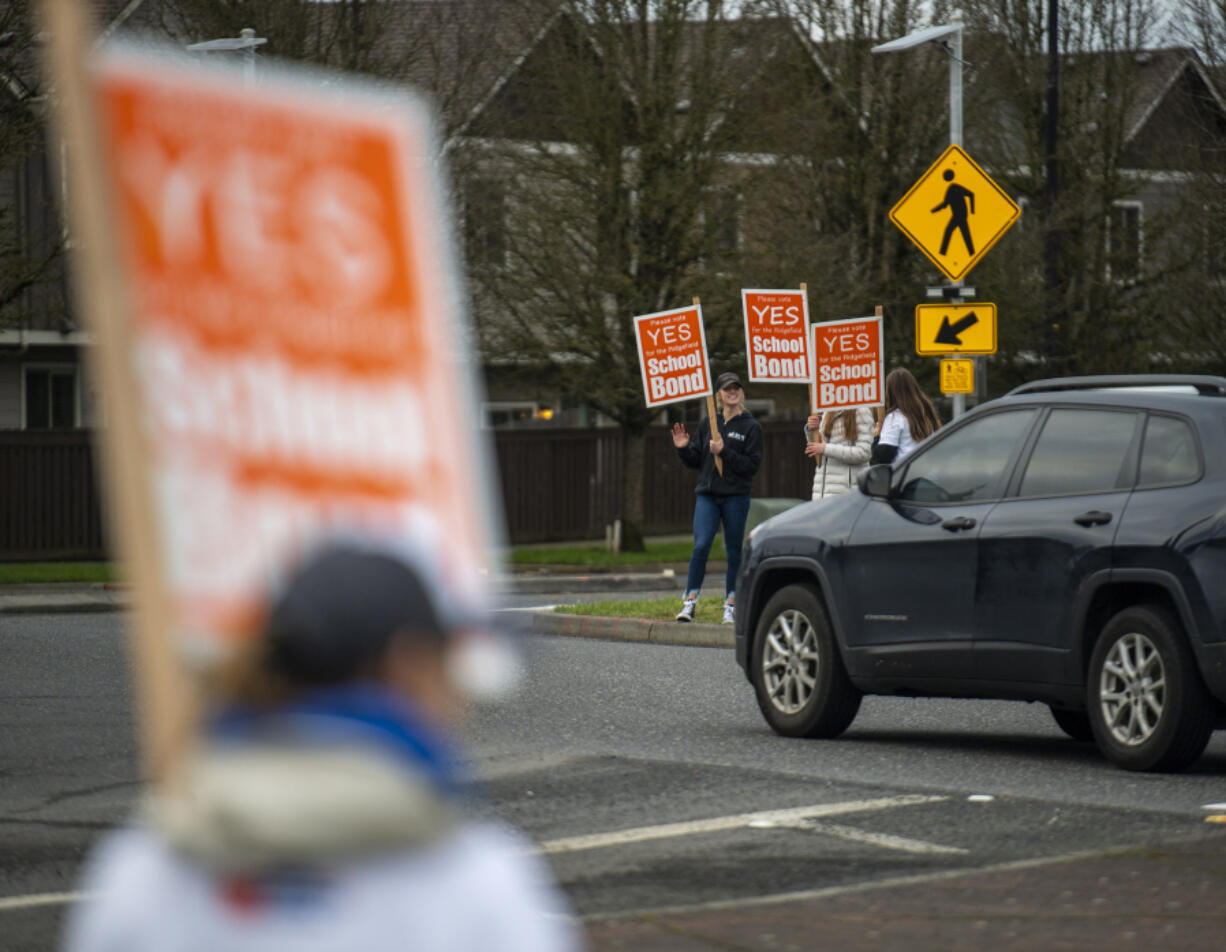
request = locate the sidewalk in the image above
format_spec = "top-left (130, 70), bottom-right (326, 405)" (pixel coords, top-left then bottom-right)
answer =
top-left (585, 836), bottom-right (1226, 951)
top-left (0, 575), bottom-right (736, 649)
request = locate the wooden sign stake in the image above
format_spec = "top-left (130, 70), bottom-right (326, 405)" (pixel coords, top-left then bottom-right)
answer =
top-left (693, 297), bottom-right (723, 476)
top-left (801, 283), bottom-right (816, 439)
top-left (40, 0), bottom-right (197, 784)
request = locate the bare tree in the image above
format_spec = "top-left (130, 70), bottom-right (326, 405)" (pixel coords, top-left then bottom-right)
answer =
top-left (0, 0), bottom-right (66, 328)
top-left (463, 0), bottom-right (786, 548)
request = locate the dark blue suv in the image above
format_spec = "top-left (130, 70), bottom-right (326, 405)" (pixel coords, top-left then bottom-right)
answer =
top-left (734, 375), bottom-right (1226, 771)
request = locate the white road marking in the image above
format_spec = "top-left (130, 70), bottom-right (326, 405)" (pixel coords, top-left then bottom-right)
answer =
top-left (794, 820), bottom-right (967, 855)
top-left (539, 795), bottom-right (945, 855)
top-left (0, 891), bottom-right (91, 912)
top-left (498, 605), bottom-right (558, 613)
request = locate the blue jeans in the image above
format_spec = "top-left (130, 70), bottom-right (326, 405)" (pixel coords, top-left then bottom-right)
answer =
top-left (685, 493), bottom-right (751, 600)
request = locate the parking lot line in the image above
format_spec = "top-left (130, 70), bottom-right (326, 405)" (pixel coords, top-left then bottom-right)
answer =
top-left (538, 794), bottom-right (946, 855)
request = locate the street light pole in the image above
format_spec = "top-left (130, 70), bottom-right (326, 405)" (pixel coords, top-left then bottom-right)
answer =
top-left (873, 14), bottom-right (969, 418)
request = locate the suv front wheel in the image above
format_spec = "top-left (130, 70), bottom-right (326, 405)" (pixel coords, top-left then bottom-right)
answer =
top-left (750, 583), bottom-right (861, 738)
top-left (1087, 604), bottom-right (1215, 772)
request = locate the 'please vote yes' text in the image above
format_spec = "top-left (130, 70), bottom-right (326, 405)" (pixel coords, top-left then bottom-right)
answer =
top-left (749, 301), bottom-right (806, 377)
top-left (817, 327), bottom-right (878, 406)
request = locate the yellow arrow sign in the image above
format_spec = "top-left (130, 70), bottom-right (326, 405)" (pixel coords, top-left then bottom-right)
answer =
top-left (890, 144), bottom-right (1021, 282)
top-left (915, 302), bottom-right (997, 355)
top-left (940, 358), bottom-right (975, 395)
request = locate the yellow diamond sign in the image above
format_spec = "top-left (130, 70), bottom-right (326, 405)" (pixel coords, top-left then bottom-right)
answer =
top-left (890, 144), bottom-right (1021, 282)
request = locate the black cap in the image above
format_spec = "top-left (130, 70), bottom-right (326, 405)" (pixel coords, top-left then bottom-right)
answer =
top-left (714, 371), bottom-right (742, 391)
top-left (263, 542), bottom-right (470, 685)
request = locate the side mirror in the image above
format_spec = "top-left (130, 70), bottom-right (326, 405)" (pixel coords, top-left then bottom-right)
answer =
top-left (859, 463), bottom-right (892, 499)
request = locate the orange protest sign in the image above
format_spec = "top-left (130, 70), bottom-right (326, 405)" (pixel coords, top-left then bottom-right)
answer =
top-left (634, 304), bottom-right (713, 408)
top-left (741, 289), bottom-right (809, 383)
top-left (48, 27), bottom-right (501, 722)
top-left (811, 316), bottom-right (884, 413)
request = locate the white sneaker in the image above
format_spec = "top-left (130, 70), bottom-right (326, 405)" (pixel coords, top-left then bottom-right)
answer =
top-left (722, 602), bottom-right (735, 624)
top-left (675, 597), bottom-right (697, 623)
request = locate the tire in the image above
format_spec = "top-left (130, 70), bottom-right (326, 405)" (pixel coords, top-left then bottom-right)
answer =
top-left (1086, 604), bottom-right (1215, 772)
top-left (1048, 706), bottom-right (1094, 742)
top-left (750, 583), bottom-right (861, 738)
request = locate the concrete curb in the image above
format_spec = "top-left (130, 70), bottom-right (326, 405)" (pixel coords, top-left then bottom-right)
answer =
top-left (506, 573), bottom-right (680, 595)
top-left (532, 611), bottom-right (734, 648)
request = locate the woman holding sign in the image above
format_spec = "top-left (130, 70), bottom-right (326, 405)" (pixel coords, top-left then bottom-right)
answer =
top-left (871, 368), bottom-right (941, 464)
top-left (671, 371), bottom-right (764, 624)
top-left (803, 407), bottom-right (875, 499)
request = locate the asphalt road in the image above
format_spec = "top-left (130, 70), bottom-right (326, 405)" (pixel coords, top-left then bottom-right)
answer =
top-left (3, 607), bottom-right (1226, 951)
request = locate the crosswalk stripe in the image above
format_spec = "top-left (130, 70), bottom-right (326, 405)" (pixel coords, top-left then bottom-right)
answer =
top-left (538, 794), bottom-right (946, 855)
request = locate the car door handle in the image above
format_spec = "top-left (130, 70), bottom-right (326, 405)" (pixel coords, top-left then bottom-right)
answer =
top-left (941, 516), bottom-right (977, 532)
top-left (1074, 510), bottom-right (1113, 527)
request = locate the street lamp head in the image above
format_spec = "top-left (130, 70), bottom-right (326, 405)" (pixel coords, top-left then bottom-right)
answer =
top-left (871, 22), bottom-right (963, 55)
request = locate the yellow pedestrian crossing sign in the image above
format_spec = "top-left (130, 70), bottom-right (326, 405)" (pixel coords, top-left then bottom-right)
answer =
top-left (890, 144), bottom-right (1021, 282)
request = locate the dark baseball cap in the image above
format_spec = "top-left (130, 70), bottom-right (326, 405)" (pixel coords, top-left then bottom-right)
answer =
top-left (263, 540), bottom-right (479, 685)
top-left (714, 371), bottom-right (742, 391)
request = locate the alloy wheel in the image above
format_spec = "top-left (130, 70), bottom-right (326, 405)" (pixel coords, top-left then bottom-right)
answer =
top-left (1098, 631), bottom-right (1166, 747)
top-left (761, 608), bottom-right (819, 715)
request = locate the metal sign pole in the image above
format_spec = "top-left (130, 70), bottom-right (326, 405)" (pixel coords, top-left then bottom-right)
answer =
top-left (949, 15), bottom-right (966, 420)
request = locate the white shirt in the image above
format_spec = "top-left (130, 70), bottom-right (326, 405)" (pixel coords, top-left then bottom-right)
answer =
top-left (63, 823), bottom-right (581, 952)
top-left (878, 408), bottom-right (922, 463)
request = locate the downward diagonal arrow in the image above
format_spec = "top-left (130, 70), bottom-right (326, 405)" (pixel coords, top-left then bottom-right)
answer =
top-left (934, 310), bottom-right (979, 346)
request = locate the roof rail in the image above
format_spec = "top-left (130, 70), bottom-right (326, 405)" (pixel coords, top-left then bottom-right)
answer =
top-left (1007, 374), bottom-right (1226, 397)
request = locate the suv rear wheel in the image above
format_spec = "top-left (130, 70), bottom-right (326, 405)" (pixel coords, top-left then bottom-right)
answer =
top-left (1087, 605), bottom-right (1215, 772)
top-left (750, 583), bottom-right (861, 738)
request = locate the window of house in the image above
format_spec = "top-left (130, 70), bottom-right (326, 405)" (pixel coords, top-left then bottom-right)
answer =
top-left (1109, 201), bottom-right (1142, 282)
top-left (701, 187), bottom-right (741, 271)
top-left (1203, 203), bottom-right (1224, 275)
top-left (23, 366), bottom-right (78, 430)
top-left (1019, 409), bottom-right (1139, 497)
top-left (465, 178), bottom-right (508, 270)
top-left (483, 401), bottom-right (538, 428)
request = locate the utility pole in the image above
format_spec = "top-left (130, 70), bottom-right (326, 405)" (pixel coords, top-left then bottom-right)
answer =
top-left (1043, 0), bottom-right (1063, 376)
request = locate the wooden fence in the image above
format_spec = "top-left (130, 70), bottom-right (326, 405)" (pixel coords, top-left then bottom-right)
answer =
top-left (1, 422), bottom-right (813, 559)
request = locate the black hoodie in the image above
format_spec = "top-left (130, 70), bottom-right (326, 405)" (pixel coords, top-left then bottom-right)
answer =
top-left (676, 411), bottom-right (763, 495)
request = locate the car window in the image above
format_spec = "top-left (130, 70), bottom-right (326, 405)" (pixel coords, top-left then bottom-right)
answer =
top-left (1019, 409), bottom-right (1139, 497)
top-left (1138, 414), bottom-right (1200, 486)
top-left (896, 409), bottom-right (1036, 503)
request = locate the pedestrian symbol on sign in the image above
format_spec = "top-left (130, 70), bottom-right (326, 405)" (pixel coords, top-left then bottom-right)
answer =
top-left (933, 169), bottom-right (975, 257)
top-left (889, 144), bottom-right (1020, 283)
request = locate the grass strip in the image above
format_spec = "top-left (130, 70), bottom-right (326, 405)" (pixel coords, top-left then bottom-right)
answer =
top-left (0, 562), bottom-right (117, 584)
top-left (554, 597), bottom-right (725, 624)
top-left (509, 539), bottom-right (721, 567)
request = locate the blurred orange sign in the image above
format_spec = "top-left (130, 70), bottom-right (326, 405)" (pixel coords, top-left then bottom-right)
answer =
top-left (94, 49), bottom-right (496, 646)
top-left (742, 289), bottom-right (809, 383)
top-left (811, 316), bottom-right (884, 413)
top-left (634, 305), bottom-right (712, 408)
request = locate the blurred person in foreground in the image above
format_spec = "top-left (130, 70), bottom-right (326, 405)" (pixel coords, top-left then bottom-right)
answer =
top-left (62, 539), bottom-right (582, 952)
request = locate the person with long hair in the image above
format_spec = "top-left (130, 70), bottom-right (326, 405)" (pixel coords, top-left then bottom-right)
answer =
top-left (871, 368), bottom-right (941, 464)
top-left (803, 406), bottom-right (875, 499)
top-left (670, 371), bottom-right (763, 625)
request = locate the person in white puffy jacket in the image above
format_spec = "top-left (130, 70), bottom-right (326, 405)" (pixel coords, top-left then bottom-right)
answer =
top-left (803, 406), bottom-right (876, 499)
top-left (61, 541), bottom-right (582, 952)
